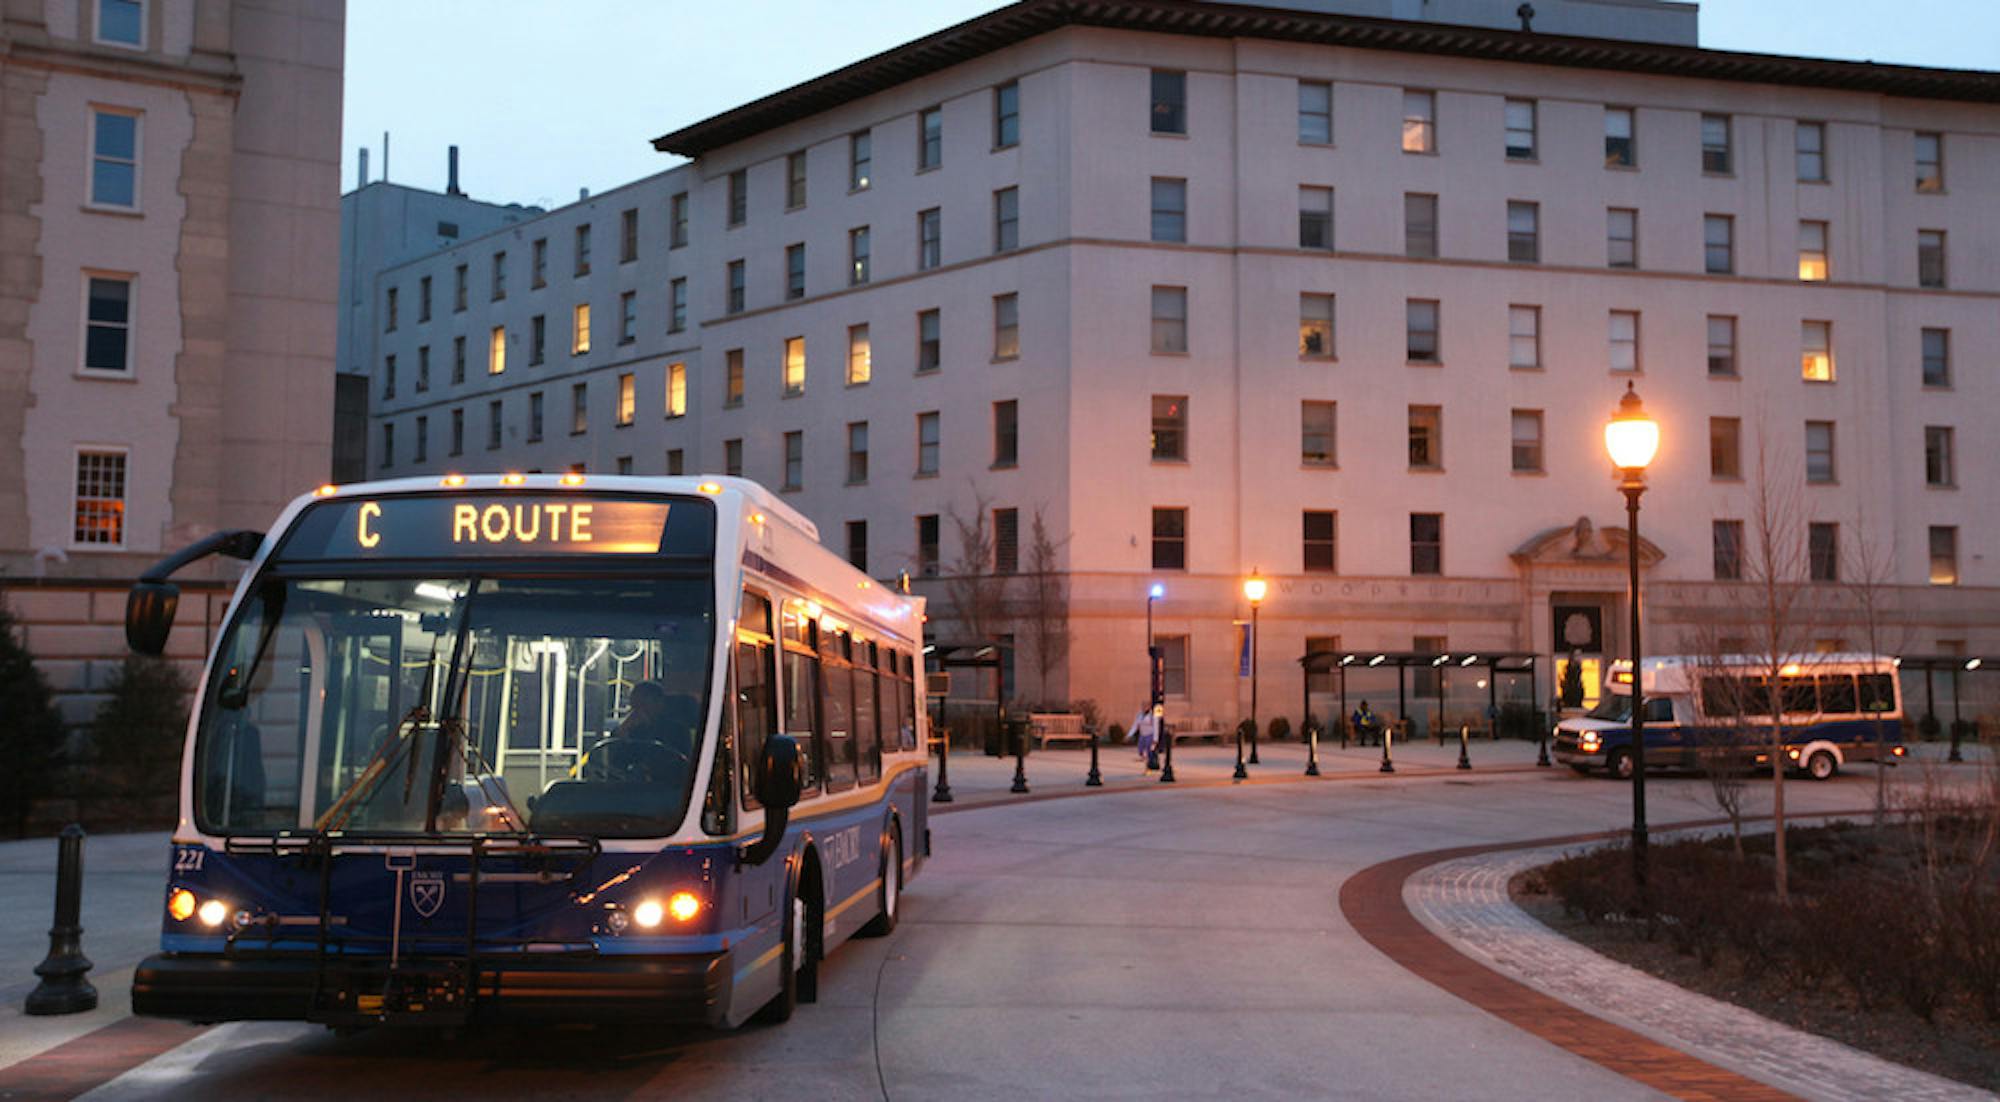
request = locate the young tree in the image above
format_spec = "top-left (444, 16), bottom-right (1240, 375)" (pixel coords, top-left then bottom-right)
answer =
top-left (944, 489), bottom-right (1006, 645)
top-left (89, 656), bottom-right (191, 805)
top-left (1843, 517), bottom-right (1909, 828)
top-left (1024, 508), bottom-right (1070, 702)
top-left (0, 602), bottom-right (66, 836)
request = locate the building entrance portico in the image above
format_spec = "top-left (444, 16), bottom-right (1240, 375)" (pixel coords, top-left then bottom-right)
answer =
top-left (1513, 517), bottom-right (1664, 708)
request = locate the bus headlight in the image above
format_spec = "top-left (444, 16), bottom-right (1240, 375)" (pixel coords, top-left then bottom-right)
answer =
top-left (667, 891), bottom-right (702, 923)
top-left (167, 889), bottom-right (196, 922)
top-left (196, 899), bottom-right (230, 927)
top-left (632, 900), bottom-right (665, 928)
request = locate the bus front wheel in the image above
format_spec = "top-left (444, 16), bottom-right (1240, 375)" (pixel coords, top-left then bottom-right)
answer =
top-left (1607, 749), bottom-right (1634, 781)
top-left (1806, 751), bottom-right (1838, 781)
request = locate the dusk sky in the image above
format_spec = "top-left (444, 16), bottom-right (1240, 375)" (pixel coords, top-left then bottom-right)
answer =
top-left (341, 1), bottom-right (2000, 207)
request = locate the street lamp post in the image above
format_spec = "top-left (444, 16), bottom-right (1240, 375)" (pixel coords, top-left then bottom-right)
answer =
top-left (1146, 583), bottom-right (1164, 771)
top-left (1604, 382), bottom-right (1660, 898)
top-left (1237, 572), bottom-right (1266, 780)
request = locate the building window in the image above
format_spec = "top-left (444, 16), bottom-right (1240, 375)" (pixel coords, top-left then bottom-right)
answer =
top-left (1701, 113), bottom-right (1731, 173)
top-left (487, 400), bottom-right (503, 450)
top-left (846, 520), bottom-right (868, 572)
top-left (785, 243), bottom-right (805, 300)
top-left (449, 407), bottom-right (465, 456)
top-left (917, 208), bottom-right (941, 270)
top-left (666, 449), bottom-right (683, 475)
top-left (726, 259), bottom-right (745, 314)
top-left (1924, 426), bottom-right (1955, 487)
top-left (1808, 523), bottom-right (1839, 582)
top-left (849, 226), bottom-right (870, 285)
top-left (1609, 310), bottom-right (1639, 372)
top-left (452, 336), bottom-right (466, 384)
top-left (1511, 410), bottom-right (1544, 473)
top-left (1713, 520), bottom-right (1744, 580)
top-left (1796, 121), bottom-right (1826, 182)
top-left (615, 456), bottom-right (633, 476)
top-left (1406, 299), bottom-right (1439, 363)
top-left (1404, 193), bottom-right (1438, 259)
top-left (1798, 220), bottom-right (1829, 281)
top-left (1710, 417), bottom-right (1741, 479)
top-left (1506, 201), bottom-right (1537, 263)
top-left (94, 0), bottom-right (144, 46)
top-left (1504, 97), bottom-right (1536, 159)
top-left (1921, 328), bottom-right (1950, 387)
top-left (381, 422), bottom-right (395, 468)
top-left (917, 309), bottom-right (941, 373)
top-left (1508, 305), bottom-right (1540, 369)
top-left (1298, 186), bottom-right (1332, 250)
top-left (1298, 80), bottom-right (1332, 144)
top-left (1410, 513), bottom-right (1442, 575)
top-left (1607, 208), bottom-right (1637, 268)
top-left (724, 438), bottom-right (743, 477)
top-left (1303, 511), bottom-right (1337, 573)
top-left (1918, 230), bottom-right (1946, 288)
top-left (1604, 107), bottom-right (1635, 167)
top-left (727, 169), bottom-right (747, 226)
top-left (1929, 527), bottom-right (1958, 585)
top-left (670, 192), bottom-right (688, 248)
top-left (527, 391), bottom-right (543, 441)
top-left (1407, 405), bottom-right (1441, 470)
top-left (419, 275), bottom-right (432, 321)
top-left (1150, 286), bottom-right (1187, 354)
top-left (993, 400), bottom-right (1019, 468)
top-left (782, 431), bottom-right (803, 490)
top-left (530, 239), bottom-right (547, 288)
top-left (381, 354), bottom-right (396, 399)
top-left (453, 264), bottom-right (467, 312)
top-left (1151, 395), bottom-right (1186, 462)
top-left (783, 336), bottom-right (806, 396)
top-left (82, 275), bottom-right (132, 373)
top-left (785, 151), bottom-right (807, 209)
top-left (616, 372), bottom-right (635, 427)
top-left (72, 450), bottom-right (126, 546)
top-left (1300, 400), bottom-right (1336, 467)
top-left (1299, 293), bottom-right (1334, 359)
top-left (89, 110), bottom-right (138, 208)
top-left (571, 303), bottom-right (591, 355)
top-left (1402, 89), bottom-right (1435, 153)
top-left (1150, 70), bottom-right (1185, 134)
top-left (993, 187), bottom-right (1019, 253)
top-left (413, 416), bottom-right (427, 463)
top-left (416, 345), bottom-right (430, 392)
top-left (666, 362), bottom-right (686, 417)
top-left (385, 286), bottom-right (398, 332)
top-left (574, 224), bottom-right (591, 275)
top-left (916, 411), bottom-right (940, 476)
top-left (490, 251), bottom-right (507, 300)
top-left (488, 326), bottom-right (506, 375)
top-left (1801, 320), bottom-right (1833, 382)
top-left (1707, 316), bottom-right (1737, 377)
top-left (916, 514), bottom-right (940, 577)
top-left (994, 81), bottom-right (1020, 148)
top-left (669, 278), bottom-right (687, 332)
top-left (985, 293), bottom-right (1019, 360)
top-left (1704, 214), bottom-right (1733, 274)
top-left (1157, 635), bottom-right (1188, 697)
top-left (917, 106), bottom-right (943, 170)
top-left (571, 382), bottom-right (588, 434)
top-left (1151, 508), bottom-right (1186, 570)
top-left (530, 314), bottom-right (546, 365)
top-left (847, 324), bottom-right (872, 385)
top-left (618, 291), bottom-right (636, 344)
top-left (992, 508), bottom-right (1019, 574)
top-left (611, 208), bottom-right (634, 264)
top-left (1805, 420), bottom-right (1836, 483)
top-left (1914, 132), bottom-right (1943, 192)
top-left (1151, 177), bottom-right (1187, 243)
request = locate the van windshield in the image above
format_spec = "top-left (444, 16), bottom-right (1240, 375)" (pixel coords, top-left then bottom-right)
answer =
top-left (1585, 694), bottom-right (1673, 723)
top-left (192, 574), bottom-right (714, 838)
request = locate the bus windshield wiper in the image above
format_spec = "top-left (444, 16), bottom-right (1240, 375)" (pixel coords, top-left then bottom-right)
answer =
top-left (424, 579), bottom-right (483, 833)
top-left (316, 623), bottom-right (449, 834)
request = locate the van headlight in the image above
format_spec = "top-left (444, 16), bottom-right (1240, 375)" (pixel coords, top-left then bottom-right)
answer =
top-left (1579, 731), bottom-right (1602, 752)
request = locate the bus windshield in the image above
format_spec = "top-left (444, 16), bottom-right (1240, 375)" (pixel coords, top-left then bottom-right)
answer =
top-left (193, 574), bottom-right (714, 838)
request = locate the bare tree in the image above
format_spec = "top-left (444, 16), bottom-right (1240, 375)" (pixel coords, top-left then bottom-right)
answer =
top-left (1844, 515), bottom-right (1909, 829)
top-left (944, 487), bottom-right (1006, 645)
top-left (1684, 626), bottom-right (1751, 860)
top-left (1024, 508), bottom-right (1070, 703)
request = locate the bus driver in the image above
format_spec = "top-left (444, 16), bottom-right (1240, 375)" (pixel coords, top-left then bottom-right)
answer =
top-left (582, 681), bottom-right (695, 783)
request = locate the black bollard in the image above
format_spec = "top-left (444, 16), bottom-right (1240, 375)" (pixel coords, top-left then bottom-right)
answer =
top-left (1536, 724), bottom-right (1552, 767)
top-left (1085, 730), bottom-right (1103, 787)
top-left (932, 731), bottom-right (954, 804)
top-left (1379, 725), bottom-right (1395, 774)
top-left (1160, 726), bottom-right (1177, 783)
top-left (1010, 726), bottom-right (1029, 794)
top-left (27, 824), bottom-right (98, 1016)
top-left (1948, 722), bottom-right (1965, 763)
top-left (1305, 723), bottom-right (1321, 777)
top-left (1339, 718), bottom-right (1349, 751)
top-left (1232, 723), bottom-right (1249, 781)
top-left (1457, 725), bottom-right (1472, 770)
top-left (1249, 724), bottom-right (1260, 766)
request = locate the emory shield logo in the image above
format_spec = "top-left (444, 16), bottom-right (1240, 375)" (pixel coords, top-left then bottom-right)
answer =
top-left (410, 870), bottom-right (445, 918)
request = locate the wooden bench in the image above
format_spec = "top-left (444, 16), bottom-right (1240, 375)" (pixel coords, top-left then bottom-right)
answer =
top-left (1028, 713), bottom-right (1094, 748)
top-left (1163, 710), bottom-right (1223, 743)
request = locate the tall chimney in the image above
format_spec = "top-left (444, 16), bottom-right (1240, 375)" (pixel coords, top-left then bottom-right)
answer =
top-left (382, 131), bottom-right (390, 182)
top-left (447, 145), bottom-right (463, 196)
top-left (358, 147), bottom-right (370, 187)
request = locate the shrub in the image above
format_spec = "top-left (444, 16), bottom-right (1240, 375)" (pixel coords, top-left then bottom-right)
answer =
top-left (1104, 721), bottom-right (1126, 745)
top-left (1267, 716), bottom-right (1291, 742)
top-left (0, 602), bottom-right (66, 837)
top-left (88, 655), bottom-right (190, 804)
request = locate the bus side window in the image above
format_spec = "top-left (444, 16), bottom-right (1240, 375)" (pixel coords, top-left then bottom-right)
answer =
top-left (1780, 676), bottom-right (1818, 716)
top-left (782, 648), bottom-right (822, 794)
top-left (820, 633), bottom-right (856, 792)
top-left (1857, 673), bottom-right (1896, 714)
top-left (854, 643), bottom-right (881, 783)
top-left (1818, 674), bottom-right (1858, 716)
top-left (702, 670), bottom-right (736, 835)
top-left (735, 640), bottom-right (773, 811)
top-left (1699, 675), bottom-right (1739, 718)
top-left (1644, 697), bottom-right (1674, 724)
top-left (900, 652), bottom-right (918, 751)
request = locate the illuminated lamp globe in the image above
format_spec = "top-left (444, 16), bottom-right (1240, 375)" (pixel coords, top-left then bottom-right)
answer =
top-left (1603, 382), bottom-right (1660, 473)
top-left (1242, 572), bottom-right (1268, 604)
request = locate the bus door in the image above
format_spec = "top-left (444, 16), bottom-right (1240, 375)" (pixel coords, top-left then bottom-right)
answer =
top-left (735, 592), bottom-right (782, 930)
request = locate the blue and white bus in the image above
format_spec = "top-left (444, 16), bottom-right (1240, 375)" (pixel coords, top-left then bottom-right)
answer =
top-left (123, 474), bottom-right (928, 1028)
top-left (1554, 654), bottom-right (1906, 780)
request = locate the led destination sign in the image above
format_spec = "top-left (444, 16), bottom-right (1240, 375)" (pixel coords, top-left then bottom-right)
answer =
top-left (278, 494), bottom-right (712, 560)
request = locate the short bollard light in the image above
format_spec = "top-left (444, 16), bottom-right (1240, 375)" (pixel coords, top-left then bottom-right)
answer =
top-left (1379, 725), bottom-right (1395, 774)
top-left (1305, 721), bottom-right (1321, 777)
top-left (26, 824), bottom-right (98, 1016)
top-left (1085, 729), bottom-right (1103, 787)
top-left (1457, 725), bottom-right (1473, 770)
top-left (932, 731), bottom-right (954, 804)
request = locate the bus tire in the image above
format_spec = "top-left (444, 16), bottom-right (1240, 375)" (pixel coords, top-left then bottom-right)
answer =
top-left (754, 891), bottom-right (805, 1025)
top-left (858, 825), bottom-right (901, 938)
top-left (1806, 751), bottom-right (1838, 781)
top-left (1607, 749), bottom-right (1634, 781)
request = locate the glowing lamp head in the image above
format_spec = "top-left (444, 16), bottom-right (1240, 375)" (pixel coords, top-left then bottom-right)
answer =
top-left (667, 891), bottom-right (702, 923)
top-left (167, 888), bottom-right (197, 922)
top-left (1148, 583), bottom-right (1165, 600)
top-left (196, 899), bottom-right (229, 927)
top-left (1242, 573), bottom-right (1267, 604)
top-left (632, 900), bottom-right (665, 929)
top-left (1603, 382), bottom-right (1660, 473)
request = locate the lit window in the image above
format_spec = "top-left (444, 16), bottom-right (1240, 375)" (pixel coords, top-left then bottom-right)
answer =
top-left (488, 326), bottom-right (505, 375)
top-left (847, 325), bottom-right (871, 385)
top-left (616, 373), bottom-right (635, 427)
top-left (1929, 527), bottom-right (1957, 585)
top-left (1709, 417), bottom-right (1741, 479)
top-left (1914, 132), bottom-right (1943, 192)
top-left (1402, 89), bottom-right (1434, 153)
top-left (1801, 320), bottom-right (1833, 382)
top-left (1298, 81), bottom-right (1331, 144)
top-left (1798, 220), bottom-right (1829, 281)
top-left (1299, 293), bottom-right (1334, 359)
top-left (89, 110), bottom-right (138, 208)
top-left (849, 226), bottom-right (870, 285)
top-left (82, 275), bottom-right (132, 373)
top-left (783, 336), bottom-right (805, 396)
top-left (1407, 405), bottom-right (1441, 470)
top-left (849, 131), bottom-right (871, 190)
top-left (72, 450), bottom-right (126, 546)
top-left (666, 362), bottom-right (686, 417)
top-left (1150, 286), bottom-right (1187, 354)
top-left (571, 303), bottom-right (590, 355)
top-left (1504, 98), bottom-right (1535, 159)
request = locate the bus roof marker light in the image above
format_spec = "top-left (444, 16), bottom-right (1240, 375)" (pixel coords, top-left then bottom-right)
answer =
top-left (440, 474), bottom-right (466, 487)
top-left (697, 481), bottom-right (722, 495)
top-left (559, 473), bottom-right (586, 487)
top-left (313, 484), bottom-right (339, 497)
top-left (500, 472), bottom-right (526, 486)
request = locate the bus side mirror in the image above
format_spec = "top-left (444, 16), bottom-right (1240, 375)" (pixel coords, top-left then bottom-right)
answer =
top-left (125, 581), bottom-right (180, 656)
top-left (741, 734), bottom-right (802, 867)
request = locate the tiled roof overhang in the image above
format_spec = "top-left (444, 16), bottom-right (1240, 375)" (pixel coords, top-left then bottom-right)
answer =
top-left (653, 0), bottom-right (2000, 158)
